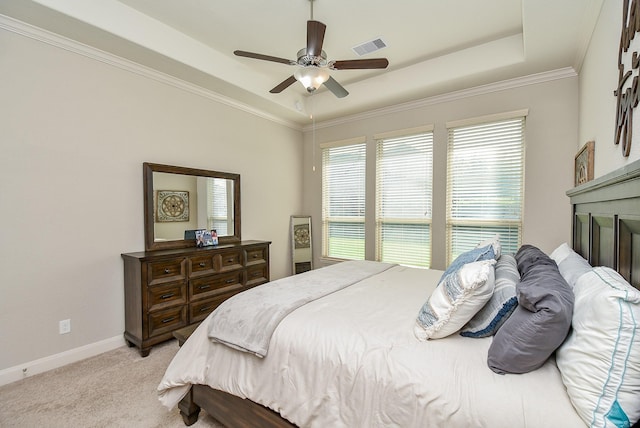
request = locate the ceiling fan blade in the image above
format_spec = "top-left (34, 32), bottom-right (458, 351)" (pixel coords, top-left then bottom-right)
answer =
top-left (323, 76), bottom-right (349, 98)
top-left (332, 58), bottom-right (389, 70)
top-left (307, 20), bottom-right (326, 57)
top-left (234, 50), bottom-right (294, 65)
top-left (270, 76), bottom-right (298, 93)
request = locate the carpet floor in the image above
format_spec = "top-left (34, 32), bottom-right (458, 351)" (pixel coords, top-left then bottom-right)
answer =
top-left (0, 340), bottom-right (223, 427)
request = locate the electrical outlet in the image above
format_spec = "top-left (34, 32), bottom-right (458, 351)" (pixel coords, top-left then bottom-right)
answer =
top-left (59, 319), bottom-right (71, 334)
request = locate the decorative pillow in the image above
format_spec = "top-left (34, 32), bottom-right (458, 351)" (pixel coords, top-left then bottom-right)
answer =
top-left (460, 254), bottom-right (519, 338)
top-left (549, 242), bottom-right (592, 288)
top-left (438, 243), bottom-right (497, 284)
top-left (476, 234), bottom-right (502, 259)
top-left (556, 267), bottom-right (640, 428)
top-left (415, 259), bottom-right (496, 340)
top-left (487, 245), bottom-right (574, 374)
top-left (549, 242), bottom-right (574, 264)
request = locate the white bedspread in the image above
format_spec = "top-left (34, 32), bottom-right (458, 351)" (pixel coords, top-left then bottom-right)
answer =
top-left (208, 260), bottom-right (395, 357)
top-left (158, 263), bottom-right (585, 428)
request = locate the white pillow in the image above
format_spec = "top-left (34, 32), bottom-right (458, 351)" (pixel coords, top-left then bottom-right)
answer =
top-left (415, 259), bottom-right (496, 340)
top-left (550, 242), bottom-right (592, 288)
top-left (556, 267), bottom-right (640, 428)
top-left (549, 242), bottom-right (574, 264)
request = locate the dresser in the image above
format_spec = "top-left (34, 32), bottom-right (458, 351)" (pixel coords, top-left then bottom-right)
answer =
top-left (122, 240), bottom-right (270, 356)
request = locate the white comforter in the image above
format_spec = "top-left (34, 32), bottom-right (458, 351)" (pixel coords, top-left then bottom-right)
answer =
top-left (158, 264), bottom-right (585, 428)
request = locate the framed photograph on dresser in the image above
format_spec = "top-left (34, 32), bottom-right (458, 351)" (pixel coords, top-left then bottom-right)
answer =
top-left (195, 229), bottom-right (214, 247)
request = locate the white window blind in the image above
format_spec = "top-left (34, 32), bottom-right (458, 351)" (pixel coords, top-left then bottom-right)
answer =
top-left (322, 142), bottom-right (366, 260)
top-left (446, 116), bottom-right (525, 263)
top-left (375, 132), bottom-right (433, 267)
top-left (207, 178), bottom-right (232, 235)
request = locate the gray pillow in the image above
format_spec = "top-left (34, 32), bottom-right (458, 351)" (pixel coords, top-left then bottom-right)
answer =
top-left (487, 245), bottom-right (574, 374)
top-left (460, 254), bottom-right (519, 338)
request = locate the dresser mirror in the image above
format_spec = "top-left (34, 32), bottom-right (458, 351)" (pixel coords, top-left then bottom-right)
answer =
top-left (144, 162), bottom-right (241, 251)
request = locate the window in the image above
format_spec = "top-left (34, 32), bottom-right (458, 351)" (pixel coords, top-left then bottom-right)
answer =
top-left (321, 139), bottom-right (366, 260)
top-left (446, 113), bottom-right (525, 263)
top-left (207, 178), bottom-right (232, 235)
top-left (375, 130), bottom-right (433, 267)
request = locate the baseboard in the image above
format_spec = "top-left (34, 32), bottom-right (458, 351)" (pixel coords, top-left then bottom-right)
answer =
top-left (0, 335), bottom-right (126, 387)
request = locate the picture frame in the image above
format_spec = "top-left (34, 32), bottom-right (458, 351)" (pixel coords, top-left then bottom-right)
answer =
top-left (290, 215), bottom-right (313, 275)
top-left (156, 190), bottom-right (189, 222)
top-left (574, 141), bottom-right (594, 186)
top-left (195, 229), bottom-right (214, 247)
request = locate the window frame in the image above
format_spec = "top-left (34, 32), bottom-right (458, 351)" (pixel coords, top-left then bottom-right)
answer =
top-left (320, 137), bottom-right (367, 261)
top-left (445, 110), bottom-right (527, 263)
top-left (374, 126), bottom-right (434, 268)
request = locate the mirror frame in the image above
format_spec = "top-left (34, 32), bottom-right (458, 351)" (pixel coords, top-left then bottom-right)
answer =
top-left (143, 162), bottom-right (241, 251)
top-left (290, 215), bottom-right (313, 274)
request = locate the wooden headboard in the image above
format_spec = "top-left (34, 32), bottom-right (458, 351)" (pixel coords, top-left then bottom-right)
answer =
top-left (567, 159), bottom-right (640, 290)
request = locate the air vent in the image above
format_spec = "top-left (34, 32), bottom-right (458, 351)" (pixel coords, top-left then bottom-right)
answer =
top-left (352, 37), bottom-right (387, 56)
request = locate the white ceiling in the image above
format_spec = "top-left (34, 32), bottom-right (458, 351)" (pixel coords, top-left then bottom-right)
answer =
top-left (0, 0), bottom-right (604, 127)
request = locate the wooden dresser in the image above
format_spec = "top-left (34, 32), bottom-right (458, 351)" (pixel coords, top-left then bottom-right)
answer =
top-left (122, 240), bottom-right (270, 356)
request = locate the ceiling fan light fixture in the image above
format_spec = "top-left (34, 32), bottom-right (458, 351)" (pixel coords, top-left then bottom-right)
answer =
top-left (294, 66), bottom-right (330, 93)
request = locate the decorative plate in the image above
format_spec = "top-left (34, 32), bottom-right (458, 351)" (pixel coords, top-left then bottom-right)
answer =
top-left (157, 190), bottom-right (189, 222)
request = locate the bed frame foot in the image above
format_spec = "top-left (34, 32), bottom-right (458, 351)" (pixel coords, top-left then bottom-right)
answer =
top-left (178, 388), bottom-right (201, 426)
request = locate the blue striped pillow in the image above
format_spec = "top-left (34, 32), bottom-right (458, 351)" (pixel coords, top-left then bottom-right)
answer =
top-left (460, 254), bottom-right (519, 338)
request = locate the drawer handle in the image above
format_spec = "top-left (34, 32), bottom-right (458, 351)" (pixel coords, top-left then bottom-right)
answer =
top-left (160, 293), bottom-right (175, 299)
top-left (251, 272), bottom-right (260, 278)
top-left (252, 254), bottom-right (259, 258)
top-left (199, 306), bottom-right (212, 313)
top-left (161, 316), bottom-right (176, 324)
top-left (198, 284), bottom-right (211, 290)
top-left (225, 279), bottom-right (235, 284)
top-left (199, 262), bottom-right (206, 267)
top-left (227, 258), bottom-right (234, 263)
top-left (164, 268), bottom-right (170, 274)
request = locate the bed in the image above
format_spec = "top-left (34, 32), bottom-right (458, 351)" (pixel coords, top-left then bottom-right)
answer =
top-left (158, 160), bottom-right (640, 428)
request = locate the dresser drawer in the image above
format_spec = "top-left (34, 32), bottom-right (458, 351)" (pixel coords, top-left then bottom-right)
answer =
top-left (246, 263), bottom-right (269, 287)
top-left (147, 281), bottom-right (187, 312)
top-left (189, 289), bottom-right (242, 323)
top-left (147, 258), bottom-right (187, 286)
top-left (218, 250), bottom-right (243, 271)
top-left (189, 254), bottom-right (216, 277)
top-left (246, 246), bottom-right (268, 266)
top-left (190, 271), bottom-right (243, 300)
top-left (148, 305), bottom-right (187, 337)
top-left (122, 240), bottom-right (270, 357)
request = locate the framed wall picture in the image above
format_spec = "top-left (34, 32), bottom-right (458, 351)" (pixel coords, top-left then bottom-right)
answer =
top-left (156, 190), bottom-right (190, 222)
top-left (574, 141), bottom-right (594, 186)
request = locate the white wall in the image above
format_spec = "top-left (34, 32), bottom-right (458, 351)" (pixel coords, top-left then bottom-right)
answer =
top-left (302, 76), bottom-right (580, 271)
top-left (579, 0), bottom-right (640, 173)
top-left (1, 0), bottom-right (633, 384)
top-left (0, 28), bottom-right (302, 375)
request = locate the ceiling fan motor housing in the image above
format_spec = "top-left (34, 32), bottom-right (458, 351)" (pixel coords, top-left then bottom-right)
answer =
top-left (296, 48), bottom-right (328, 67)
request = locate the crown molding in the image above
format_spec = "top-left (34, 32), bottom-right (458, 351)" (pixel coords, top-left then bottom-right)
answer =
top-left (304, 67), bottom-right (578, 132)
top-left (0, 14), bottom-right (303, 131)
top-left (1, 13), bottom-right (579, 135)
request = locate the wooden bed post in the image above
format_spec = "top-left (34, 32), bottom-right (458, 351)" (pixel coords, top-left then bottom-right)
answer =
top-left (178, 388), bottom-right (201, 426)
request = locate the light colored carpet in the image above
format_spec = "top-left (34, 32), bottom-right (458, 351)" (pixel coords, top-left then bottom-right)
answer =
top-left (0, 339), bottom-right (224, 428)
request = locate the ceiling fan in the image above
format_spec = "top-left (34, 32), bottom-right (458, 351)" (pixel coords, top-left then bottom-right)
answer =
top-left (233, 0), bottom-right (389, 98)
